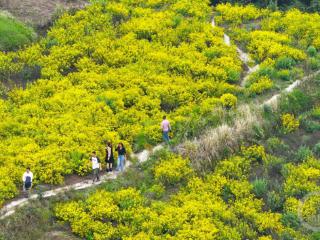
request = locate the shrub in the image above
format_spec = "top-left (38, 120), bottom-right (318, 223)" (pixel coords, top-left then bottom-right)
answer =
top-left (300, 119), bottom-right (320, 133)
top-left (266, 137), bottom-right (289, 154)
top-left (277, 69), bottom-right (291, 81)
top-left (309, 57), bottom-right (320, 70)
top-left (113, 188), bottom-right (144, 210)
top-left (248, 76), bottom-right (273, 95)
top-left (307, 46), bottom-right (317, 57)
top-left (280, 232), bottom-right (295, 240)
top-left (311, 107), bottom-right (320, 120)
top-left (279, 90), bottom-right (312, 115)
top-left (220, 93), bottom-right (237, 109)
top-left (154, 155), bottom-right (193, 186)
top-left (221, 184), bottom-right (236, 203)
top-left (310, 232), bottom-right (320, 240)
top-left (257, 65), bottom-right (277, 79)
top-left (313, 142), bottom-right (320, 157)
top-left (267, 191), bottom-right (283, 212)
top-left (264, 155), bottom-right (285, 175)
top-left (147, 184), bottom-right (165, 199)
top-left (281, 113), bottom-right (300, 134)
top-left (275, 56), bottom-right (296, 70)
top-left (281, 213), bottom-right (300, 229)
top-left (216, 156), bottom-right (250, 180)
top-left (294, 146), bottom-right (313, 163)
top-left (252, 178), bottom-right (268, 198)
top-left (241, 145), bottom-right (267, 162)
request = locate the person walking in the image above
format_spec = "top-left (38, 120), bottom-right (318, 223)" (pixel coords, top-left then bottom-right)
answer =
top-left (90, 151), bottom-right (101, 183)
top-left (116, 143), bottom-right (126, 172)
top-left (161, 115), bottom-right (171, 144)
top-left (105, 142), bottom-right (114, 173)
top-left (22, 167), bottom-right (33, 197)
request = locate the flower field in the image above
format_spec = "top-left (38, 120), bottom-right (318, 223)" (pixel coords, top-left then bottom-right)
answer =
top-left (215, 3), bottom-right (320, 95)
top-left (55, 77), bottom-right (320, 239)
top-left (0, 0), bottom-right (320, 228)
top-left (0, 0), bottom-right (245, 205)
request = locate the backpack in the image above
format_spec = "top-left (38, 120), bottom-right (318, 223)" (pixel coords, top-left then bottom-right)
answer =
top-left (25, 175), bottom-right (32, 188)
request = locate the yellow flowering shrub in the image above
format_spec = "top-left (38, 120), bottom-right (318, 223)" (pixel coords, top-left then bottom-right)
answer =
top-left (85, 191), bottom-right (119, 220)
top-left (215, 156), bottom-right (250, 180)
top-left (215, 3), bottom-right (265, 25)
top-left (281, 113), bottom-right (300, 133)
top-left (248, 76), bottom-right (274, 95)
top-left (241, 145), bottom-right (267, 162)
top-left (284, 157), bottom-right (320, 197)
top-left (299, 194), bottom-right (320, 223)
top-left (0, 0), bottom-right (245, 203)
top-left (220, 93), bottom-right (237, 109)
top-left (258, 236), bottom-right (273, 240)
top-left (55, 147), bottom-right (317, 239)
top-left (154, 155), bottom-right (193, 186)
top-left (215, 3), bottom-right (320, 68)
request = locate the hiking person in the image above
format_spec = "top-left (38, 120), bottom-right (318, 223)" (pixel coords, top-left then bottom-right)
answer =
top-left (161, 115), bottom-right (171, 144)
top-left (116, 143), bottom-right (126, 172)
top-left (89, 151), bottom-right (101, 183)
top-left (22, 167), bottom-right (33, 197)
top-left (105, 142), bottom-right (114, 173)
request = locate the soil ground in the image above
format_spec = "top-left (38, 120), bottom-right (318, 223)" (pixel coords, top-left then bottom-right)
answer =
top-left (42, 231), bottom-right (80, 240)
top-left (0, 0), bottom-right (88, 27)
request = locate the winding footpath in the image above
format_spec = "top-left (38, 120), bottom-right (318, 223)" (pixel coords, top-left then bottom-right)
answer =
top-left (1, 16), bottom-right (319, 221)
top-left (211, 17), bottom-right (260, 86)
top-left (0, 145), bottom-right (164, 220)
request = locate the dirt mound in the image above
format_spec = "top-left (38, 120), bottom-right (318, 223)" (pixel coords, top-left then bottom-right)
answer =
top-left (0, 0), bottom-right (88, 27)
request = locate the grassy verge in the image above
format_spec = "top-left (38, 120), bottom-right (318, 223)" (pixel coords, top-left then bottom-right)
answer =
top-left (0, 13), bottom-right (36, 51)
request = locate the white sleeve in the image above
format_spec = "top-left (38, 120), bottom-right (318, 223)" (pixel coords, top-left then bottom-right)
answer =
top-left (22, 173), bottom-right (26, 182)
top-left (107, 147), bottom-right (111, 159)
top-left (30, 172), bottom-right (33, 182)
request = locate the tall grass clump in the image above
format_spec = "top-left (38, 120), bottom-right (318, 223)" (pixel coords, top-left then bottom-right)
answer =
top-left (178, 105), bottom-right (262, 173)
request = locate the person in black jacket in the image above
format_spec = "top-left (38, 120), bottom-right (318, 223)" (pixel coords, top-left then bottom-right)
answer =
top-left (105, 142), bottom-right (114, 173)
top-left (116, 143), bottom-right (126, 172)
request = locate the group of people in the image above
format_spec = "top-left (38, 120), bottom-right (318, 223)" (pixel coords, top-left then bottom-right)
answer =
top-left (21, 116), bottom-right (172, 194)
top-left (89, 142), bottom-right (127, 183)
top-left (88, 116), bottom-right (172, 183)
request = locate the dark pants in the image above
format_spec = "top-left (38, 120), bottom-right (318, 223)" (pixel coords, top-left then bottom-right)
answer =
top-left (23, 183), bottom-right (32, 197)
top-left (92, 168), bottom-right (100, 182)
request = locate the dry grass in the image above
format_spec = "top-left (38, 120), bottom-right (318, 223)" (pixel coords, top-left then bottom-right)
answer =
top-left (0, 0), bottom-right (88, 27)
top-left (177, 105), bottom-right (262, 173)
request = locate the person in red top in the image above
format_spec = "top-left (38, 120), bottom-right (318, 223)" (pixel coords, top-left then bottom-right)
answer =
top-left (161, 116), bottom-right (171, 144)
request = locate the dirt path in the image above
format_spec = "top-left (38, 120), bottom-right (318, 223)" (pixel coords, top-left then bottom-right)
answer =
top-left (264, 69), bottom-right (320, 107)
top-left (0, 145), bottom-right (164, 219)
top-left (211, 17), bottom-right (260, 86)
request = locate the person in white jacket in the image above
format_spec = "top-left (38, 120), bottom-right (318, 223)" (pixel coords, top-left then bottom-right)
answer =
top-left (89, 151), bottom-right (101, 183)
top-left (22, 167), bottom-right (33, 194)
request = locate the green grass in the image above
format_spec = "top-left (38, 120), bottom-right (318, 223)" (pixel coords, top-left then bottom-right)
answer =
top-left (0, 14), bottom-right (36, 51)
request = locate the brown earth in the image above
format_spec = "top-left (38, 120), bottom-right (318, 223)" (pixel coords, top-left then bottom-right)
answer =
top-left (0, 0), bottom-right (88, 27)
top-left (42, 231), bottom-right (80, 240)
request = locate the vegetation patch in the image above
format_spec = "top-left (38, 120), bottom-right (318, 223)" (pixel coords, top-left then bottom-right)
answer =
top-left (0, 13), bottom-right (36, 51)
